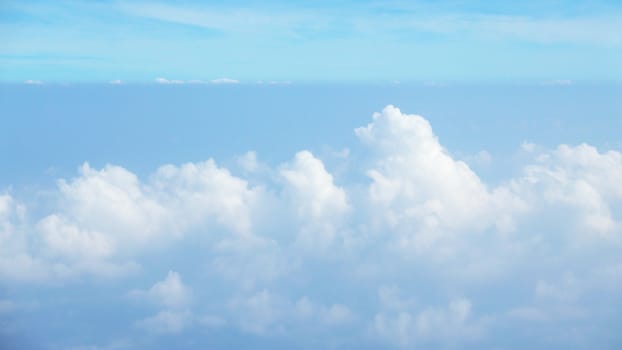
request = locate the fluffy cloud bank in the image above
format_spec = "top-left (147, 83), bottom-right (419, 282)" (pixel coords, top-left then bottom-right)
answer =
top-left (1, 106), bottom-right (621, 349)
top-left (356, 106), bottom-right (526, 255)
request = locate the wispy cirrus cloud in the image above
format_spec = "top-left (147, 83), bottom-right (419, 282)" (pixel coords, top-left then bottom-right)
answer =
top-left (118, 2), bottom-right (622, 46)
top-left (3, 1), bottom-right (621, 82)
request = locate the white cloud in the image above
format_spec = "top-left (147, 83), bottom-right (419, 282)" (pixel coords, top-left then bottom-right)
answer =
top-left (0, 194), bottom-right (12, 215)
top-left (151, 160), bottom-right (263, 236)
top-left (414, 298), bottom-right (478, 338)
top-left (281, 151), bottom-right (349, 223)
top-left (228, 290), bottom-right (355, 335)
top-left (332, 148), bottom-right (350, 159)
top-left (57, 159), bottom-right (260, 249)
top-left (355, 105), bottom-right (524, 253)
top-left (280, 151), bottom-right (350, 250)
top-left (0, 194), bottom-right (19, 243)
top-left (377, 286), bottom-right (417, 312)
top-left (0, 253), bottom-right (65, 283)
top-left (1, 159), bottom-right (265, 282)
top-left (109, 79), bottom-right (123, 85)
top-left (521, 141), bottom-right (537, 152)
top-left (463, 150), bottom-right (492, 167)
top-left (293, 297), bottom-right (355, 326)
top-left (228, 289), bottom-right (287, 335)
top-left (23, 79), bottom-right (43, 85)
top-left (154, 78), bottom-right (208, 84)
top-left (294, 296), bottom-right (314, 319)
top-left (322, 303), bottom-right (354, 325)
top-left (356, 105), bottom-right (485, 221)
top-left (131, 272), bottom-right (194, 334)
top-left (374, 287), bottom-right (487, 347)
top-left (264, 80), bottom-right (292, 85)
top-left (54, 163), bottom-right (169, 244)
top-left (211, 236), bottom-right (293, 289)
top-left (535, 272), bottom-right (581, 303)
top-left (236, 151), bottom-right (259, 172)
top-left (518, 143), bottom-right (622, 236)
top-left (135, 310), bottom-right (192, 334)
top-left (0, 195), bottom-right (55, 283)
top-left (210, 78), bottom-right (239, 84)
top-left (129, 271), bottom-right (192, 309)
top-left (155, 77), bottom-right (184, 84)
top-left (38, 215), bottom-right (114, 260)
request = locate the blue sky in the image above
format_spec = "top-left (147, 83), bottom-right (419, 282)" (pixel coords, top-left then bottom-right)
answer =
top-left (1, 0), bottom-right (621, 83)
top-left (2, 1), bottom-right (622, 350)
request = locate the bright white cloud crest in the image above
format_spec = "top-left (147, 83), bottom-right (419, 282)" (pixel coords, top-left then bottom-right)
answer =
top-left (1, 106), bottom-right (621, 348)
top-left (356, 106), bottom-right (526, 254)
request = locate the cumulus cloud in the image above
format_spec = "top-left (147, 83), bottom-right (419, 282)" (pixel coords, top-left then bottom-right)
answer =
top-left (356, 105), bottom-right (490, 231)
top-left (128, 271), bottom-right (192, 308)
top-left (0, 194), bottom-right (52, 283)
top-left (151, 160), bottom-right (263, 236)
top-left (52, 163), bottom-right (169, 243)
top-left (356, 105), bottom-right (525, 254)
top-left (38, 215), bottom-right (115, 260)
top-left (280, 151), bottom-right (350, 250)
top-left (517, 143), bottom-right (622, 236)
top-left (1, 158), bottom-right (265, 283)
top-left (281, 151), bottom-right (349, 222)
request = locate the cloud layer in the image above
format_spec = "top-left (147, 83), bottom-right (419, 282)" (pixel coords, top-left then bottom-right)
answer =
top-left (1, 105), bottom-right (621, 349)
